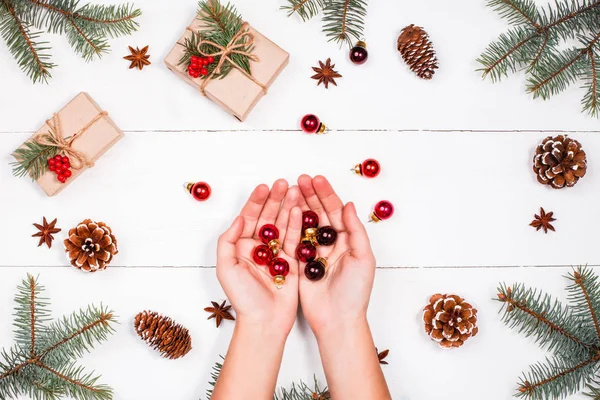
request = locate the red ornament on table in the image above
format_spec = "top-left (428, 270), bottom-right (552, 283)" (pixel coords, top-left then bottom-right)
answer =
top-left (350, 40), bottom-right (369, 65)
top-left (252, 245), bottom-right (273, 265)
top-left (301, 114), bottom-right (326, 134)
top-left (302, 211), bottom-right (319, 230)
top-left (184, 181), bottom-right (211, 201)
top-left (268, 257), bottom-right (290, 288)
top-left (370, 200), bottom-right (395, 222)
top-left (259, 224), bottom-right (279, 244)
top-left (296, 242), bottom-right (317, 263)
top-left (353, 158), bottom-right (381, 178)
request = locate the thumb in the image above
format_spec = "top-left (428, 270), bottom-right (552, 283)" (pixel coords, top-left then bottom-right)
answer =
top-left (342, 202), bottom-right (372, 259)
top-left (217, 216), bottom-right (244, 271)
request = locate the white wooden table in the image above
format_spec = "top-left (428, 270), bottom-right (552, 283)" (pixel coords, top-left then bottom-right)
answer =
top-left (1, 0), bottom-right (599, 399)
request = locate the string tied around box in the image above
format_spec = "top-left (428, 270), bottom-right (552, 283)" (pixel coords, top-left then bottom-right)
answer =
top-left (33, 111), bottom-right (107, 170)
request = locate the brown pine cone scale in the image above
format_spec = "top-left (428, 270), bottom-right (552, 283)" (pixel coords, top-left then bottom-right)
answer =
top-left (134, 311), bottom-right (192, 360)
top-left (397, 25), bottom-right (438, 80)
top-left (533, 135), bottom-right (586, 189)
top-left (64, 219), bottom-right (118, 272)
top-left (423, 293), bottom-right (478, 349)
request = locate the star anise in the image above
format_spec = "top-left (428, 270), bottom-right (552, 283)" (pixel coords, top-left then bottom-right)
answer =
top-left (376, 348), bottom-right (389, 365)
top-left (32, 217), bottom-right (61, 248)
top-left (311, 58), bottom-right (342, 89)
top-left (204, 300), bottom-right (235, 328)
top-left (124, 46), bottom-right (151, 70)
top-left (530, 207), bottom-right (556, 234)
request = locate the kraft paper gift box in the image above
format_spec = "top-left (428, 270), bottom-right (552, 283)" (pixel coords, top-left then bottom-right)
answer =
top-left (13, 92), bottom-right (124, 197)
top-left (164, 16), bottom-right (289, 121)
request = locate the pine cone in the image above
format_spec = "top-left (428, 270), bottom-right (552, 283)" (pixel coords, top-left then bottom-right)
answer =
top-left (134, 311), bottom-right (192, 359)
top-left (533, 135), bottom-right (587, 189)
top-left (397, 24), bottom-right (438, 80)
top-left (423, 294), bottom-right (478, 349)
top-left (64, 219), bottom-right (118, 272)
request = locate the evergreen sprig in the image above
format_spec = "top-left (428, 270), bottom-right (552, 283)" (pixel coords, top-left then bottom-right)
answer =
top-left (496, 266), bottom-right (600, 399)
top-left (281, 0), bottom-right (368, 48)
top-left (477, 0), bottom-right (600, 117)
top-left (11, 133), bottom-right (61, 180)
top-left (0, 0), bottom-right (141, 83)
top-left (0, 274), bottom-right (117, 400)
top-left (179, 0), bottom-right (252, 79)
top-left (206, 357), bottom-right (330, 400)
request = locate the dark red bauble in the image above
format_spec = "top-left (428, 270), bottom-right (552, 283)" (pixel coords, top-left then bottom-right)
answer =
top-left (268, 257), bottom-right (290, 277)
top-left (305, 259), bottom-right (326, 281)
top-left (302, 210), bottom-right (319, 230)
top-left (373, 200), bottom-right (394, 221)
top-left (301, 114), bottom-right (324, 134)
top-left (361, 159), bottom-right (381, 178)
top-left (259, 224), bottom-right (279, 244)
top-left (296, 242), bottom-right (317, 263)
top-left (253, 245), bottom-right (273, 266)
top-left (349, 41), bottom-right (368, 65)
top-left (316, 226), bottom-right (337, 246)
top-left (189, 182), bottom-right (211, 201)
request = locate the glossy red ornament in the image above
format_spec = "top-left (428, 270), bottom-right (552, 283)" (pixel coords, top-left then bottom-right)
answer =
top-left (305, 258), bottom-right (327, 281)
top-left (371, 200), bottom-right (394, 222)
top-left (354, 158), bottom-right (381, 178)
top-left (259, 224), bottom-right (279, 244)
top-left (301, 114), bottom-right (326, 134)
top-left (316, 226), bottom-right (337, 246)
top-left (302, 211), bottom-right (319, 230)
top-left (268, 258), bottom-right (290, 277)
top-left (185, 182), bottom-right (211, 201)
top-left (349, 40), bottom-right (368, 65)
top-left (253, 245), bottom-right (273, 265)
top-left (296, 242), bottom-right (317, 263)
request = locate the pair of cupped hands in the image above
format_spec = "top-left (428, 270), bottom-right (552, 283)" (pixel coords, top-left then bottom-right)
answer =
top-left (217, 175), bottom-right (377, 339)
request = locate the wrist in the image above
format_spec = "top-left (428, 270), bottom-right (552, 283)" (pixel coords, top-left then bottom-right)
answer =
top-left (235, 317), bottom-right (289, 346)
top-left (314, 315), bottom-right (369, 344)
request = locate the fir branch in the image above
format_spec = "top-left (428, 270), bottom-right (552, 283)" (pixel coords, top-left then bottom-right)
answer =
top-left (10, 133), bottom-right (60, 180)
top-left (582, 49), bottom-right (600, 116)
top-left (322, 0), bottom-right (367, 48)
top-left (281, 0), bottom-right (325, 21)
top-left (37, 362), bottom-right (112, 400)
top-left (487, 0), bottom-right (541, 29)
top-left (568, 267), bottom-right (600, 342)
top-left (0, 0), bottom-right (53, 83)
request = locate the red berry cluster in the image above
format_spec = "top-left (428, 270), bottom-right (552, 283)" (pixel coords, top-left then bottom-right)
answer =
top-left (187, 55), bottom-right (215, 78)
top-left (47, 155), bottom-right (72, 183)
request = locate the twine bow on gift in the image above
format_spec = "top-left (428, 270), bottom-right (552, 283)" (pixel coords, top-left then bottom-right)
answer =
top-left (189, 22), bottom-right (267, 96)
top-left (33, 111), bottom-right (107, 170)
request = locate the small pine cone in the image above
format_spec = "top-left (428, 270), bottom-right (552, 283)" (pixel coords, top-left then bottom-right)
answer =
top-left (423, 294), bottom-right (478, 349)
top-left (64, 219), bottom-right (118, 272)
top-left (533, 135), bottom-right (587, 189)
top-left (397, 24), bottom-right (438, 80)
top-left (134, 311), bottom-right (192, 359)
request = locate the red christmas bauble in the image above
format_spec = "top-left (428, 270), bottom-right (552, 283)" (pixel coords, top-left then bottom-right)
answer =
top-left (361, 159), bottom-right (381, 178)
top-left (302, 211), bottom-right (319, 230)
top-left (253, 245), bottom-right (273, 266)
top-left (305, 258), bottom-right (326, 281)
top-left (268, 258), bottom-right (290, 277)
top-left (188, 182), bottom-right (211, 201)
top-left (349, 41), bottom-right (368, 65)
top-left (373, 200), bottom-right (394, 221)
top-left (296, 242), bottom-right (317, 263)
top-left (316, 226), bottom-right (337, 246)
top-left (259, 224), bottom-right (279, 244)
top-left (301, 114), bottom-right (323, 134)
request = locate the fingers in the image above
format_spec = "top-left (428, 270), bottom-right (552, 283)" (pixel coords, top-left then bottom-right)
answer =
top-left (275, 186), bottom-right (299, 240)
top-left (297, 174), bottom-right (330, 226)
top-left (255, 179), bottom-right (289, 237)
top-left (312, 175), bottom-right (345, 231)
top-left (283, 206), bottom-right (303, 256)
top-left (239, 184), bottom-right (270, 238)
top-left (342, 202), bottom-right (373, 260)
top-left (216, 216), bottom-right (244, 270)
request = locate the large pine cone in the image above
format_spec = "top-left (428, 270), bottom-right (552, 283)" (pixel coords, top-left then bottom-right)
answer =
top-left (397, 25), bottom-right (438, 80)
top-left (64, 219), bottom-right (118, 272)
top-left (423, 294), bottom-right (478, 349)
top-left (134, 311), bottom-right (192, 359)
top-left (533, 135), bottom-right (587, 189)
